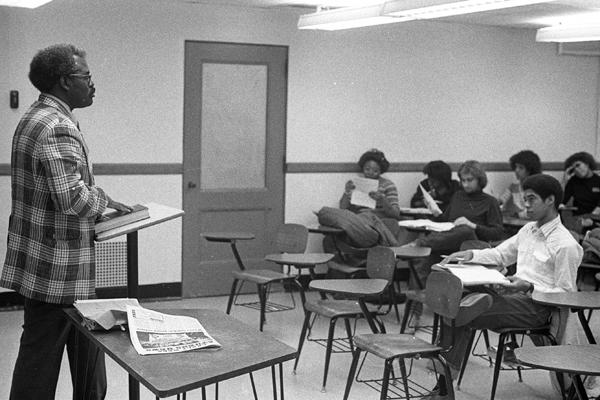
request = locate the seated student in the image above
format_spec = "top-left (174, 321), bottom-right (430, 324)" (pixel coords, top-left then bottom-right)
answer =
top-left (562, 151), bottom-right (600, 231)
top-left (340, 148), bottom-right (400, 220)
top-left (414, 160), bottom-right (504, 253)
top-left (408, 160), bottom-right (504, 288)
top-left (432, 174), bottom-right (583, 398)
top-left (499, 150), bottom-right (542, 218)
top-left (410, 160), bottom-right (461, 215)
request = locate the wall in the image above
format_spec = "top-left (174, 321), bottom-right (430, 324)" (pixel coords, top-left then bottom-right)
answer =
top-left (0, 0), bottom-right (598, 291)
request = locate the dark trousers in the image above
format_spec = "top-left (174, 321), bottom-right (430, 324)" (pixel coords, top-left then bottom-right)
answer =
top-left (9, 298), bottom-right (107, 400)
top-left (441, 288), bottom-right (552, 371)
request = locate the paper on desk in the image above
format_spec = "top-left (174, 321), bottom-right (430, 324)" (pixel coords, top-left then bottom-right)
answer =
top-left (74, 298), bottom-right (141, 330)
top-left (350, 177), bottom-right (379, 209)
top-left (127, 306), bottom-right (221, 355)
top-left (442, 265), bottom-right (510, 286)
top-left (397, 219), bottom-right (454, 232)
top-left (419, 184), bottom-right (442, 215)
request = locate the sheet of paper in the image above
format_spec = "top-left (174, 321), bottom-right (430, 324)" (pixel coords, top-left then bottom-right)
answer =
top-left (397, 219), bottom-right (455, 232)
top-left (444, 265), bottom-right (510, 286)
top-left (350, 177), bottom-right (379, 209)
top-left (419, 184), bottom-right (442, 215)
top-left (399, 207), bottom-right (433, 215)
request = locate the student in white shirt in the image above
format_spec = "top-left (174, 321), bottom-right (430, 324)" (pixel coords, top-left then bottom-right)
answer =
top-left (430, 174), bottom-right (583, 399)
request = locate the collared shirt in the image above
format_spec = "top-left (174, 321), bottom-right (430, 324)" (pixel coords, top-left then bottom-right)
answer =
top-left (471, 216), bottom-right (583, 293)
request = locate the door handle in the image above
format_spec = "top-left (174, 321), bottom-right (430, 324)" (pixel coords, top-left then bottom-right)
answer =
top-left (187, 181), bottom-right (197, 189)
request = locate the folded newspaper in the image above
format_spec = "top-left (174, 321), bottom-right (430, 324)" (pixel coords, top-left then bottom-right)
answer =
top-left (126, 306), bottom-right (221, 355)
top-left (74, 298), bottom-right (141, 331)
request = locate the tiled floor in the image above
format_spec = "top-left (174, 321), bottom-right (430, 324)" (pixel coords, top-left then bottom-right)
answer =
top-left (0, 290), bottom-right (592, 400)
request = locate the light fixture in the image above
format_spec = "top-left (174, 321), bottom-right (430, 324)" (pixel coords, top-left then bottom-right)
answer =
top-left (0, 0), bottom-right (53, 8)
top-left (382, 0), bottom-right (557, 20)
top-left (298, 4), bottom-right (404, 31)
top-left (536, 24), bottom-right (600, 42)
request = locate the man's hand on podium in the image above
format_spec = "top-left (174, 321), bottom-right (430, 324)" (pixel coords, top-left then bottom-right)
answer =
top-left (107, 196), bottom-right (133, 213)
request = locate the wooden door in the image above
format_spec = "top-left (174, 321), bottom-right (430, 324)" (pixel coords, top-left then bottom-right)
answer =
top-left (182, 41), bottom-right (287, 297)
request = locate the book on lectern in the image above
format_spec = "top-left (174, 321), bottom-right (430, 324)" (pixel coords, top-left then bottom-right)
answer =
top-left (95, 204), bottom-right (150, 234)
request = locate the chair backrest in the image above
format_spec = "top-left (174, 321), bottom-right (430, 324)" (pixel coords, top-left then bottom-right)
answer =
top-left (366, 246), bottom-right (396, 282)
top-left (460, 239), bottom-right (492, 251)
top-left (424, 271), bottom-right (463, 320)
top-left (274, 223), bottom-right (308, 254)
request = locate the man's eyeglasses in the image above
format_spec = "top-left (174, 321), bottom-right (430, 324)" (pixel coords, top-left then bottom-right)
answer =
top-left (69, 73), bottom-right (93, 86)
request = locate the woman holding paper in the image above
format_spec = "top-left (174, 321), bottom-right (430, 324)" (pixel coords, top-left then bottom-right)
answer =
top-left (339, 149), bottom-right (400, 220)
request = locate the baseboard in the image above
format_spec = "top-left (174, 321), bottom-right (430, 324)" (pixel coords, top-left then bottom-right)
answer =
top-left (0, 282), bottom-right (182, 309)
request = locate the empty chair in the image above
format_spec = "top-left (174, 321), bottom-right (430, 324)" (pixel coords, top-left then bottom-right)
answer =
top-left (343, 271), bottom-right (465, 400)
top-left (204, 224), bottom-right (308, 331)
top-left (294, 246), bottom-right (397, 391)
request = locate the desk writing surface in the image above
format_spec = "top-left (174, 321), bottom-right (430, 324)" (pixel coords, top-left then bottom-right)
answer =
top-left (201, 232), bottom-right (255, 242)
top-left (532, 291), bottom-right (600, 310)
top-left (65, 308), bottom-right (295, 397)
top-left (96, 202), bottom-right (184, 242)
top-left (310, 279), bottom-right (388, 296)
top-left (265, 253), bottom-right (334, 266)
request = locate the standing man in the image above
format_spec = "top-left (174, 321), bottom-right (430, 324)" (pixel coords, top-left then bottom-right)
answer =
top-left (431, 173), bottom-right (583, 399)
top-left (1, 44), bottom-right (131, 400)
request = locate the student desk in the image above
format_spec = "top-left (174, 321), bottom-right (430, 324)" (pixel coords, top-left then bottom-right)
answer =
top-left (532, 291), bottom-right (600, 344)
top-left (65, 308), bottom-right (296, 399)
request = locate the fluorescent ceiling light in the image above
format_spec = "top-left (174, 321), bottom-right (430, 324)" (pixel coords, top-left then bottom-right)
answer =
top-left (382, 0), bottom-right (557, 20)
top-left (298, 4), bottom-right (403, 30)
top-left (536, 24), bottom-right (600, 42)
top-left (0, 0), bottom-right (53, 8)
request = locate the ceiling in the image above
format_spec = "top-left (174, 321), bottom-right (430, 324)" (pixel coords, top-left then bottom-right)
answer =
top-left (182, 0), bottom-right (600, 29)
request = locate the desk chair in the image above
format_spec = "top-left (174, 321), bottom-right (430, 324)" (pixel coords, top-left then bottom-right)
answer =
top-left (342, 271), bottom-right (464, 400)
top-left (293, 246), bottom-right (397, 392)
top-left (224, 223), bottom-right (308, 331)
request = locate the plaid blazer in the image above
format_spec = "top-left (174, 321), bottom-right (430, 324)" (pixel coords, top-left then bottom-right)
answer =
top-left (1, 95), bottom-right (108, 304)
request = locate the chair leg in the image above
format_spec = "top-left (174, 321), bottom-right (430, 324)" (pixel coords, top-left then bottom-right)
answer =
top-left (436, 354), bottom-right (456, 400)
top-left (400, 299), bottom-right (413, 333)
top-left (257, 283), bottom-right (267, 332)
top-left (343, 318), bottom-right (354, 352)
top-left (322, 317), bottom-right (339, 391)
top-left (381, 359), bottom-right (393, 400)
top-left (294, 310), bottom-right (312, 373)
top-left (457, 329), bottom-right (476, 390)
top-left (226, 279), bottom-right (239, 314)
top-left (510, 333), bottom-right (523, 382)
top-left (490, 332), bottom-right (508, 400)
top-left (398, 358), bottom-right (410, 399)
top-left (343, 348), bottom-right (362, 400)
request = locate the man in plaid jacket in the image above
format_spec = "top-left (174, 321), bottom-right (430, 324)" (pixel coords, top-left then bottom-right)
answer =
top-left (1, 44), bottom-right (131, 400)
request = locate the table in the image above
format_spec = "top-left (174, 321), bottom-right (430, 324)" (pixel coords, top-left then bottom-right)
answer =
top-left (309, 279), bottom-right (389, 333)
top-left (515, 345), bottom-right (600, 400)
top-left (201, 232), bottom-right (256, 272)
top-left (391, 245), bottom-right (432, 288)
top-left (532, 291), bottom-right (600, 344)
top-left (264, 253), bottom-right (334, 280)
top-left (65, 308), bottom-right (296, 399)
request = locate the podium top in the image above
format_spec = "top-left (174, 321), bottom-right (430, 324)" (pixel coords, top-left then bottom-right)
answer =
top-left (95, 202), bottom-right (184, 242)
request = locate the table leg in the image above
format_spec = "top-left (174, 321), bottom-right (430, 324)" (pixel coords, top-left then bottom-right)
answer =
top-left (577, 310), bottom-right (596, 344)
top-left (126, 231), bottom-right (140, 399)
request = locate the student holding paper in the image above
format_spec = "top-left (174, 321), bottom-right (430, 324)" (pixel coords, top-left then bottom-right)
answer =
top-left (410, 160), bottom-right (460, 215)
top-left (428, 174), bottom-right (582, 398)
top-left (339, 148), bottom-right (400, 219)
